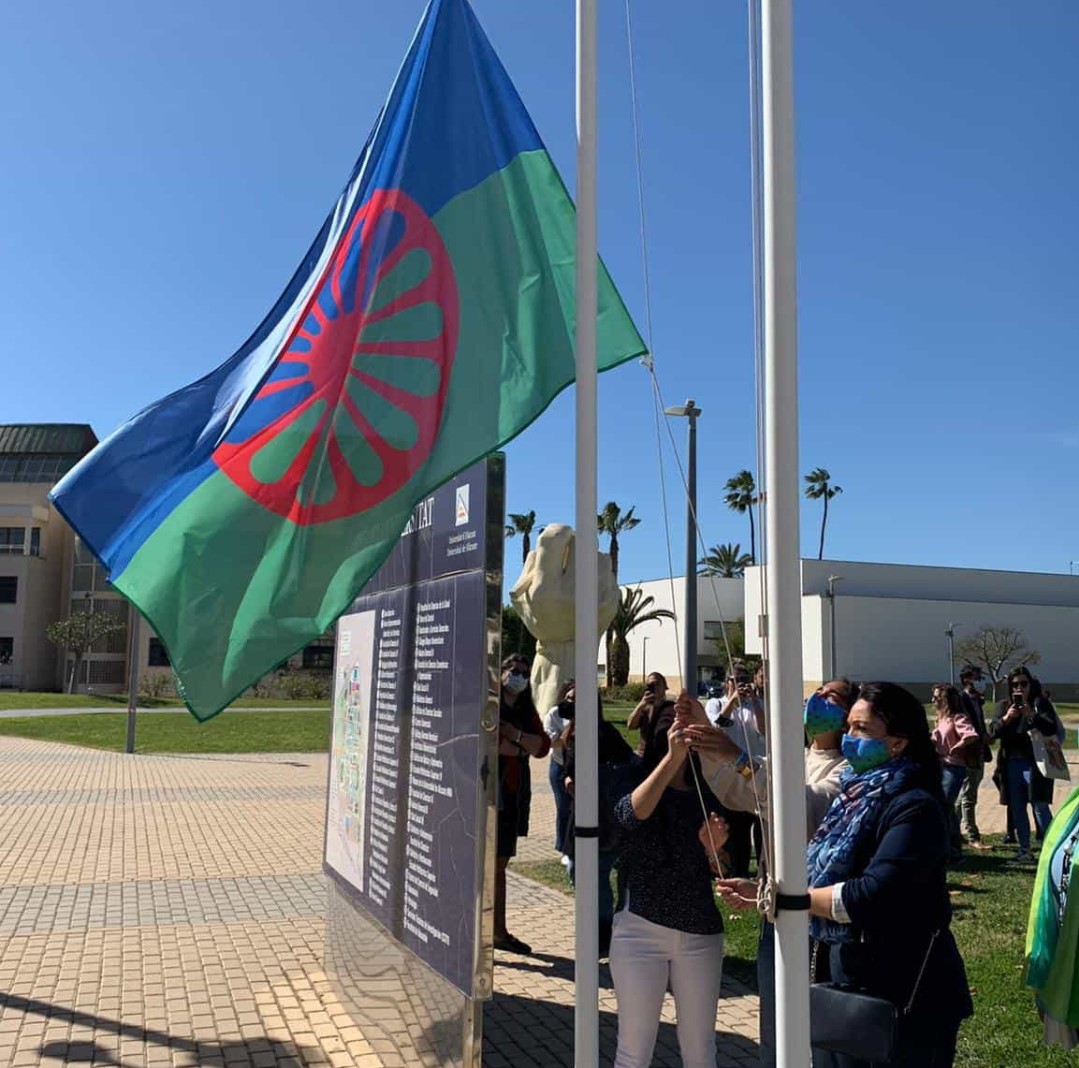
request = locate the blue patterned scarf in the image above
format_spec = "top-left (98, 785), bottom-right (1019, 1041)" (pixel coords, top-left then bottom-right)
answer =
top-left (806, 757), bottom-right (918, 942)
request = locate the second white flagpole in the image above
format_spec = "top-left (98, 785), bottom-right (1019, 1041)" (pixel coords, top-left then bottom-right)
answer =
top-left (574, 0), bottom-right (600, 1065)
top-left (761, 0), bottom-right (812, 1064)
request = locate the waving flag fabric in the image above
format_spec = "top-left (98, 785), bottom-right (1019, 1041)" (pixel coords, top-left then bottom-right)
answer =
top-left (52, 0), bottom-right (645, 719)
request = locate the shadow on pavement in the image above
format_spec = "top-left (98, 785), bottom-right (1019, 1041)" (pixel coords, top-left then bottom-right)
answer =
top-left (481, 990), bottom-right (759, 1068)
top-left (1, 993), bottom-right (317, 1067)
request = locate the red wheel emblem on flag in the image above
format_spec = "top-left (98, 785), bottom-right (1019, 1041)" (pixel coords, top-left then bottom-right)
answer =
top-left (214, 189), bottom-right (459, 525)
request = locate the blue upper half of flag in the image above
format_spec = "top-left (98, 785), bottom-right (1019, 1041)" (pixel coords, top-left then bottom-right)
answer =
top-left (51, 0), bottom-right (544, 573)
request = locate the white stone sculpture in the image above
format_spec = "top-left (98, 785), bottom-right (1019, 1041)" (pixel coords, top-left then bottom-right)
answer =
top-left (509, 523), bottom-right (618, 717)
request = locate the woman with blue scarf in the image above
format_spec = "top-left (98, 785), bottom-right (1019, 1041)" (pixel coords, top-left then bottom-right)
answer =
top-left (803, 682), bottom-right (972, 1067)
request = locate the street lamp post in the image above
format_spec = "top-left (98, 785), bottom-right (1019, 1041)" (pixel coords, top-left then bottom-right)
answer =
top-left (664, 400), bottom-right (702, 693)
top-left (826, 575), bottom-right (842, 679)
top-left (641, 636), bottom-right (649, 683)
top-left (945, 622), bottom-right (962, 685)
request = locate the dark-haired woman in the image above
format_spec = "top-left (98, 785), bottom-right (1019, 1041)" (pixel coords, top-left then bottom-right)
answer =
top-left (991, 666), bottom-right (1059, 861)
top-left (720, 682), bottom-right (972, 1067)
top-left (931, 683), bottom-right (980, 862)
top-left (544, 679), bottom-right (576, 863)
top-left (627, 672), bottom-right (676, 766)
top-left (495, 654), bottom-right (550, 954)
top-left (609, 722), bottom-right (728, 1068)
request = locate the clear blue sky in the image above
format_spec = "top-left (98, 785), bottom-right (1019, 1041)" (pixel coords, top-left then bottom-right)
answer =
top-left (4, 1), bottom-right (1078, 589)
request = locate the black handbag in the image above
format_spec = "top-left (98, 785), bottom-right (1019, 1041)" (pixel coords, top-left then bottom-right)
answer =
top-left (809, 930), bottom-right (938, 1064)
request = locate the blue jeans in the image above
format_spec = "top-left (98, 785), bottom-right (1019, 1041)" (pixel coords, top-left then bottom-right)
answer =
top-left (549, 758), bottom-right (572, 853)
top-left (941, 764), bottom-right (967, 806)
top-left (568, 851), bottom-right (617, 927)
top-left (1006, 757), bottom-right (1052, 851)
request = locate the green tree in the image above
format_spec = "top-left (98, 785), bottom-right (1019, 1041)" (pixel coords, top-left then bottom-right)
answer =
top-left (698, 542), bottom-right (753, 578)
top-left (954, 625), bottom-right (1041, 701)
top-left (46, 611), bottom-right (127, 694)
top-left (504, 510), bottom-right (538, 564)
top-left (597, 501), bottom-right (641, 686)
top-left (597, 501), bottom-right (640, 583)
top-left (723, 471), bottom-right (758, 563)
top-left (804, 467), bottom-right (843, 560)
top-left (500, 604), bottom-right (536, 663)
top-left (708, 616), bottom-right (761, 678)
top-left (608, 586), bottom-right (675, 687)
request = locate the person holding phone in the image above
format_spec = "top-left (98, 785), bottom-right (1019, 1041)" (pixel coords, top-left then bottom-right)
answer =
top-left (495, 654), bottom-right (551, 952)
top-left (543, 679), bottom-right (577, 864)
top-left (627, 672), bottom-right (675, 768)
top-left (991, 667), bottom-right (1059, 861)
top-left (609, 721), bottom-right (729, 1068)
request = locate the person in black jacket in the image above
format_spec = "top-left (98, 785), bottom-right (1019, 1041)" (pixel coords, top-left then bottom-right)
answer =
top-left (990, 666), bottom-right (1059, 861)
top-left (718, 681), bottom-right (972, 1068)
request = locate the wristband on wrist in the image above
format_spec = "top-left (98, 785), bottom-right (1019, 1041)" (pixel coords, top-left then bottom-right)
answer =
top-left (516, 728), bottom-right (523, 744)
top-left (733, 750), bottom-right (754, 779)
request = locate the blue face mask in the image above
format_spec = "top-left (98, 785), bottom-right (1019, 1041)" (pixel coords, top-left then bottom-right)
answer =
top-left (841, 733), bottom-right (892, 774)
top-left (804, 692), bottom-right (845, 739)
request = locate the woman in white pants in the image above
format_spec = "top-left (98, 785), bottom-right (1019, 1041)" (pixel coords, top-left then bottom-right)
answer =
top-left (610, 720), bottom-right (728, 1067)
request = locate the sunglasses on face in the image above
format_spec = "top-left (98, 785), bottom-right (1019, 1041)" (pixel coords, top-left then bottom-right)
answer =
top-left (1012, 680), bottom-right (1030, 689)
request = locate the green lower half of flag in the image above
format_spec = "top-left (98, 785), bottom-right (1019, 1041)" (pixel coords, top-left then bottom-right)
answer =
top-left (116, 147), bottom-right (646, 720)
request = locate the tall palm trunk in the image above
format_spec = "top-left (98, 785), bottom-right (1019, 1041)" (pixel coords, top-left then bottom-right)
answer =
top-left (818, 495), bottom-right (827, 560)
top-left (748, 507), bottom-right (756, 563)
top-left (605, 534), bottom-right (620, 687)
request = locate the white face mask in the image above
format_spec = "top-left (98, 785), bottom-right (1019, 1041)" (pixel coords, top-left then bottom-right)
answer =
top-left (503, 672), bottom-right (528, 695)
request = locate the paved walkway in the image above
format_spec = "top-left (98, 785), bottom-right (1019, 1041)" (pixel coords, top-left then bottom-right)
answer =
top-left (0, 736), bottom-right (1033, 1067)
top-left (0, 740), bottom-right (759, 1067)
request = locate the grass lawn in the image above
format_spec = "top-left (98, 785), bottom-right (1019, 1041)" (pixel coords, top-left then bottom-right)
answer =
top-left (0, 691), bottom-right (330, 711)
top-left (515, 835), bottom-right (1073, 1066)
top-left (0, 709), bottom-right (331, 753)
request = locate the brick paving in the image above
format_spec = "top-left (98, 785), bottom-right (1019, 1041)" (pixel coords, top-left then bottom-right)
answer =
top-left (0, 738), bottom-right (765, 1066)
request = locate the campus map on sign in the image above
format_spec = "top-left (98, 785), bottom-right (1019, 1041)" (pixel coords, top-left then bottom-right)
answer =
top-left (325, 611), bottom-right (376, 893)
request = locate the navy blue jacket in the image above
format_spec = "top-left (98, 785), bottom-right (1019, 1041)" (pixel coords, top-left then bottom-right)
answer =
top-left (822, 788), bottom-right (973, 1032)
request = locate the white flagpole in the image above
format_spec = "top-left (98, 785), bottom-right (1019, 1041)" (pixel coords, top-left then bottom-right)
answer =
top-left (761, 0), bottom-right (811, 1065)
top-left (574, 0), bottom-right (600, 1065)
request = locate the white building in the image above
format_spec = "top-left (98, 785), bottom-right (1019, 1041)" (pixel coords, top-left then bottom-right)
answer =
top-left (618, 559), bottom-right (1079, 700)
top-left (614, 573), bottom-right (745, 690)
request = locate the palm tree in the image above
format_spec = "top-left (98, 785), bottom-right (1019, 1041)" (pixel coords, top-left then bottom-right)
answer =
top-left (596, 501), bottom-right (640, 583)
top-left (698, 542), bottom-right (753, 579)
top-left (504, 510), bottom-right (537, 563)
top-left (723, 471), bottom-right (758, 563)
top-left (609, 586), bottom-right (675, 686)
top-left (597, 502), bottom-right (640, 685)
top-left (804, 467), bottom-right (842, 560)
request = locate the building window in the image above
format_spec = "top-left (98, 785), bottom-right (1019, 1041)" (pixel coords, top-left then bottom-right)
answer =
top-left (0, 528), bottom-right (25, 555)
top-left (302, 641), bottom-right (334, 670)
top-left (0, 637), bottom-right (12, 665)
top-left (29, 528), bottom-right (41, 558)
top-left (148, 639), bottom-right (171, 667)
top-left (0, 578), bottom-right (16, 604)
top-left (87, 660), bottom-right (126, 685)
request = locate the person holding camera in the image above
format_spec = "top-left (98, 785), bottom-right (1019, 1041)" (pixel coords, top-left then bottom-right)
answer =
top-left (627, 672), bottom-right (676, 768)
top-left (957, 668), bottom-right (992, 849)
top-left (991, 666), bottom-right (1059, 862)
top-left (495, 654), bottom-right (551, 953)
top-left (609, 720), bottom-right (729, 1068)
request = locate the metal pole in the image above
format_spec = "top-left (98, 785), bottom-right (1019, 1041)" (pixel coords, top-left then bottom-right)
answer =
top-left (573, 1), bottom-right (600, 1063)
top-left (125, 613), bottom-right (140, 754)
top-left (761, 0), bottom-right (811, 1063)
top-left (684, 401), bottom-right (701, 693)
top-left (827, 574), bottom-right (840, 679)
top-left (642, 636), bottom-right (648, 682)
top-left (946, 624), bottom-right (955, 685)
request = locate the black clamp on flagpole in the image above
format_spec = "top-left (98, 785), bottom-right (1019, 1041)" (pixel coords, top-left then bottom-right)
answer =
top-left (574, 826), bottom-right (600, 838)
top-left (775, 893), bottom-right (811, 912)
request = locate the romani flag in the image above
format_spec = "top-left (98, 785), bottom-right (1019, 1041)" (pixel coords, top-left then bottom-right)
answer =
top-left (51, 0), bottom-right (645, 719)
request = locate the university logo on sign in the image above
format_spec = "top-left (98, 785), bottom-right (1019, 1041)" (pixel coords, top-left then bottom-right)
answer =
top-left (455, 484), bottom-right (470, 527)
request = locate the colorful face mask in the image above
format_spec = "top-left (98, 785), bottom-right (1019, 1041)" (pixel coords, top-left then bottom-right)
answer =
top-left (841, 733), bottom-right (892, 774)
top-left (804, 692), bottom-right (845, 739)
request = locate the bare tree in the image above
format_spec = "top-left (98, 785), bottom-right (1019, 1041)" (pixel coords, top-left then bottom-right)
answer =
top-left (953, 624), bottom-right (1041, 700)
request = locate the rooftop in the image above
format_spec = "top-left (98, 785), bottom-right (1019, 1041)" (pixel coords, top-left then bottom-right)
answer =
top-left (0, 424), bottom-right (98, 484)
